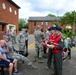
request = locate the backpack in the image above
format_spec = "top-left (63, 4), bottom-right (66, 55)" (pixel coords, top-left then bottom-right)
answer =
top-left (63, 38), bottom-right (69, 52)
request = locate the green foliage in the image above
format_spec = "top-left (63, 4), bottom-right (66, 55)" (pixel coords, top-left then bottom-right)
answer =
top-left (60, 11), bottom-right (76, 25)
top-left (62, 28), bottom-right (73, 38)
top-left (18, 18), bottom-right (28, 31)
top-left (47, 14), bottom-right (56, 17)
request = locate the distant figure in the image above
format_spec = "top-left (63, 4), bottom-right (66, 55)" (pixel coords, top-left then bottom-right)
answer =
top-left (17, 29), bottom-right (26, 55)
top-left (24, 28), bottom-right (29, 57)
top-left (34, 25), bottom-right (45, 63)
top-left (12, 30), bottom-right (16, 44)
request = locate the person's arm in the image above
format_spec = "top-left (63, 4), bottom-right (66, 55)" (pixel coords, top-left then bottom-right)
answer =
top-left (0, 53), bottom-right (10, 62)
top-left (6, 47), bottom-right (9, 53)
top-left (17, 33), bottom-right (22, 43)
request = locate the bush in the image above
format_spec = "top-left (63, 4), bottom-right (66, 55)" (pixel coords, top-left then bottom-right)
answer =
top-left (62, 28), bottom-right (73, 38)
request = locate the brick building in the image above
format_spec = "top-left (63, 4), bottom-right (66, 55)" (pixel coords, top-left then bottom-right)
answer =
top-left (0, 0), bottom-right (20, 39)
top-left (28, 16), bottom-right (62, 34)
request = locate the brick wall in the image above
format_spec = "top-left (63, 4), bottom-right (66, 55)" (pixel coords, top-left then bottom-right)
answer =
top-left (28, 21), bottom-right (60, 34)
top-left (0, 0), bottom-right (19, 34)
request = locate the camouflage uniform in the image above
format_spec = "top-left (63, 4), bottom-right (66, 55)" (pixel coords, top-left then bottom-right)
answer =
top-left (17, 32), bottom-right (26, 55)
top-left (3, 35), bottom-right (38, 69)
top-left (24, 30), bottom-right (29, 54)
top-left (12, 30), bottom-right (16, 44)
top-left (34, 27), bottom-right (45, 62)
top-left (6, 40), bottom-right (37, 69)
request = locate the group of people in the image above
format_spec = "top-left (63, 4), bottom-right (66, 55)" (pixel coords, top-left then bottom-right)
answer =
top-left (5, 29), bottom-right (16, 44)
top-left (34, 25), bottom-right (70, 75)
top-left (0, 28), bottom-right (37, 75)
top-left (0, 25), bottom-right (71, 75)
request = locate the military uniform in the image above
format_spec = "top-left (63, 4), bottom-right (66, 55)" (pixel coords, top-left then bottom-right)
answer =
top-left (24, 30), bottom-right (29, 56)
top-left (34, 27), bottom-right (44, 62)
top-left (12, 30), bottom-right (16, 44)
top-left (17, 32), bottom-right (26, 55)
top-left (5, 40), bottom-right (37, 69)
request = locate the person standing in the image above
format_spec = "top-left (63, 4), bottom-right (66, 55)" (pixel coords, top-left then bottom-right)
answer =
top-left (46, 26), bottom-right (56, 69)
top-left (24, 28), bottom-right (29, 57)
top-left (45, 28), bottom-right (50, 41)
top-left (12, 30), bottom-right (16, 44)
top-left (34, 25), bottom-right (45, 63)
top-left (47, 27), bottom-right (64, 75)
top-left (17, 29), bottom-right (26, 55)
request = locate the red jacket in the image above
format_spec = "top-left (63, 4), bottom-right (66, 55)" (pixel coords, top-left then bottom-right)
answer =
top-left (53, 35), bottom-right (63, 54)
top-left (49, 34), bottom-right (57, 44)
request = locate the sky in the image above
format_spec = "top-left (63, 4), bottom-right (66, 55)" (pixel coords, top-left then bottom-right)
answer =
top-left (13, 0), bottom-right (76, 19)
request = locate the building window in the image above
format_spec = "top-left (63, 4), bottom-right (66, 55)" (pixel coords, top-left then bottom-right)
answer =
top-left (14, 10), bottom-right (17, 15)
top-left (2, 3), bottom-right (6, 9)
top-left (9, 7), bottom-right (12, 13)
top-left (41, 22), bottom-right (44, 25)
top-left (46, 22), bottom-right (48, 26)
top-left (34, 21), bottom-right (36, 26)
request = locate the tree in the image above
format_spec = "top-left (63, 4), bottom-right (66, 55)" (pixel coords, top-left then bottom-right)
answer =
top-left (60, 11), bottom-right (76, 25)
top-left (47, 14), bottom-right (56, 17)
top-left (18, 18), bottom-right (28, 31)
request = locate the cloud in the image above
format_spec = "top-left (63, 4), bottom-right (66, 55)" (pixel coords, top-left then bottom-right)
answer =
top-left (12, 0), bottom-right (76, 19)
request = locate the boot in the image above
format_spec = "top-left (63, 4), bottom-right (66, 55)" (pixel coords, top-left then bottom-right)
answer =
top-left (38, 58), bottom-right (44, 63)
top-left (29, 65), bottom-right (38, 69)
top-left (33, 56), bottom-right (37, 62)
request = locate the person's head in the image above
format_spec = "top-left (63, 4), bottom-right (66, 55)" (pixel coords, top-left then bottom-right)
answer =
top-left (25, 28), bottom-right (28, 33)
top-left (22, 28), bottom-right (25, 34)
top-left (48, 26), bottom-right (56, 34)
top-left (55, 27), bottom-right (62, 35)
top-left (3, 35), bottom-right (9, 42)
top-left (0, 40), bottom-right (7, 47)
top-left (36, 25), bottom-right (42, 31)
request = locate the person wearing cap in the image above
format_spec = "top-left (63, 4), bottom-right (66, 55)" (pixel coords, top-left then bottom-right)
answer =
top-left (34, 25), bottom-right (45, 63)
top-left (17, 28), bottom-right (26, 55)
top-left (47, 27), bottom-right (64, 75)
top-left (3, 35), bottom-right (38, 69)
top-left (46, 26), bottom-right (57, 70)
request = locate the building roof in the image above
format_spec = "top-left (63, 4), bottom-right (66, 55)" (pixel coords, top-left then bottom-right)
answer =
top-left (0, 21), bottom-right (8, 25)
top-left (28, 16), bottom-right (61, 21)
top-left (7, 0), bottom-right (20, 9)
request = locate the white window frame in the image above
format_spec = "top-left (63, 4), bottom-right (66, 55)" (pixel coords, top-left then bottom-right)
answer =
top-left (41, 22), bottom-right (44, 25)
top-left (46, 22), bottom-right (48, 26)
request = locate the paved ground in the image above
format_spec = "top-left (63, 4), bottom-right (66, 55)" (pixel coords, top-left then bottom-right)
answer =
top-left (5, 35), bottom-right (76, 75)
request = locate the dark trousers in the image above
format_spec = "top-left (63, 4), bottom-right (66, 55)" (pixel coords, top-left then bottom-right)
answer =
top-left (25, 40), bottom-right (28, 53)
top-left (47, 48), bottom-right (53, 68)
top-left (68, 47), bottom-right (71, 59)
top-left (53, 51), bottom-right (62, 75)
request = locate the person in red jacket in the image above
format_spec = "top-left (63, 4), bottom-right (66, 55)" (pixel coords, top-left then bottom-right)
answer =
top-left (46, 26), bottom-right (57, 69)
top-left (47, 27), bottom-right (64, 75)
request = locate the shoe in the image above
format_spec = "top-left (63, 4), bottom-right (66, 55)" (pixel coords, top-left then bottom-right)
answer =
top-left (29, 65), bottom-right (38, 69)
top-left (62, 58), bottom-right (66, 62)
top-left (46, 66), bottom-right (50, 70)
top-left (13, 71), bottom-right (21, 75)
top-left (33, 57), bottom-right (37, 62)
top-left (33, 59), bottom-right (37, 62)
top-left (38, 60), bottom-right (44, 63)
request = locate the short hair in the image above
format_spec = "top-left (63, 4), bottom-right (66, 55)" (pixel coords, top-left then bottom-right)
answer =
top-left (22, 28), bottom-right (25, 31)
top-left (37, 25), bottom-right (41, 29)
